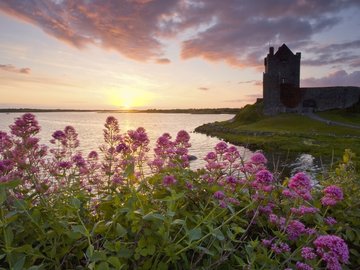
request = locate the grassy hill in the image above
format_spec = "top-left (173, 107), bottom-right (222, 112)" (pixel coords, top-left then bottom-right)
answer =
top-left (195, 100), bottom-right (360, 166)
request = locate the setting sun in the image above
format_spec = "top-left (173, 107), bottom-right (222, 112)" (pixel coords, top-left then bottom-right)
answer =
top-left (107, 88), bottom-right (154, 109)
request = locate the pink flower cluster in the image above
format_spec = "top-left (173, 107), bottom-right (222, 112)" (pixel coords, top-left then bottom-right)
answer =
top-left (283, 172), bottom-right (312, 200)
top-left (0, 114), bottom-right (196, 198)
top-left (296, 262), bottom-right (313, 270)
top-left (314, 235), bottom-right (349, 270)
top-left (163, 175), bottom-right (177, 187)
top-left (301, 247), bottom-right (317, 260)
top-left (148, 130), bottom-right (191, 172)
top-left (321, 185), bottom-right (343, 206)
top-left (290, 206), bottom-right (318, 216)
top-left (252, 169), bottom-right (274, 192)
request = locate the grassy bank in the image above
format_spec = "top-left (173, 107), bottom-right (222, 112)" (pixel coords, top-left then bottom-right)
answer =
top-left (195, 101), bottom-right (360, 166)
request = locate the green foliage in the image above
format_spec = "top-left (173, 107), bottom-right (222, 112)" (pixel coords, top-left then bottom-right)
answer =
top-left (320, 149), bottom-right (360, 266)
top-left (0, 152), bottom-right (359, 269)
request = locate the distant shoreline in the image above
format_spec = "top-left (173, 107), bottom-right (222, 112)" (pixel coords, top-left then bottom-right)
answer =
top-left (0, 108), bottom-right (240, 114)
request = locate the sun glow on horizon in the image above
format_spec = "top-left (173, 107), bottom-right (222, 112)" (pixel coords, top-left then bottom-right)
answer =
top-left (107, 87), bottom-right (154, 109)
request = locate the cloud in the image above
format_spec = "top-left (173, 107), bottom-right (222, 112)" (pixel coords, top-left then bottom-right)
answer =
top-left (0, 64), bottom-right (31, 74)
top-left (155, 58), bottom-right (171, 64)
top-left (0, 0), bottom-right (180, 61)
top-left (302, 40), bottom-right (360, 67)
top-left (302, 70), bottom-right (360, 87)
top-left (0, 0), bottom-right (359, 67)
top-left (198, 87), bottom-right (209, 91)
top-left (178, 0), bottom-right (358, 67)
top-left (238, 80), bottom-right (262, 86)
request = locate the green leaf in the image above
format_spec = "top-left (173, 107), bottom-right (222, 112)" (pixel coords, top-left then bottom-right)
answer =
top-left (5, 227), bottom-right (13, 246)
top-left (95, 262), bottom-right (109, 270)
top-left (212, 228), bottom-right (225, 241)
top-left (86, 245), bottom-right (94, 258)
top-left (188, 228), bottom-right (202, 242)
top-left (28, 266), bottom-right (44, 270)
top-left (161, 192), bottom-right (185, 202)
top-left (70, 197), bottom-right (81, 209)
top-left (0, 188), bottom-right (6, 205)
top-left (123, 163), bottom-right (135, 178)
top-left (157, 262), bottom-right (168, 270)
top-left (116, 223), bottom-right (127, 237)
top-left (196, 246), bottom-right (214, 256)
top-left (92, 220), bottom-right (107, 234)
top-left (143, 212), bottom-right (165, 221)
top-left (107, 256), bottom-right (122, 269)
top-left (0, 179), bottom-right (21, 189)
top-left (72, 225), bottom-right (88, 236)
top-left (118, 248), bottom-right (133, 258)
top-left (171, 219), bottom-right (185, 226)
top-left (91, 251), bottom-right (107, 262)
top-left (13, 255), bottom-right (25, 270)
top-left (234, 255), bottom-right (246, 266)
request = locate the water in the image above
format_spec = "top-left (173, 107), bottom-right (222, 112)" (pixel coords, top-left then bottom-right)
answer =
top-left (0, 112), bottom-right (250, 169)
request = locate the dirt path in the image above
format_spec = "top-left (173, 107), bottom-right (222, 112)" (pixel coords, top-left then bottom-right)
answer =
top-left (304, 113), bottom-right (360, 129)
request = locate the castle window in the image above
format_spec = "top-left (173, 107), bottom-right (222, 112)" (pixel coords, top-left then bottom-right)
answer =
top-left (281, 78), bottom-right (285, 84)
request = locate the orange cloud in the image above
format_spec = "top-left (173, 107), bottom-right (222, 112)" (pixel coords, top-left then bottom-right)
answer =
top-left (0, 64), bottom-right (31, 74)
top-left (155, 58), bottom-right (171, 64)
top-left (1, 0), bottom-right (359, 68)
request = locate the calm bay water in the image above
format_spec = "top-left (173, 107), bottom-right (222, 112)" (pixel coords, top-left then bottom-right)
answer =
top-left (0, 112), bottom-right (250, 169)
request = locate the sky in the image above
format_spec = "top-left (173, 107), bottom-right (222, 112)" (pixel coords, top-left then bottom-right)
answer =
top-left (0, 0), bottom-right (360, 110)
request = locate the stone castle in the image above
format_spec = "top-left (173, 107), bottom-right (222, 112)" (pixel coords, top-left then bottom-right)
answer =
top-left (262, 44), bottom-right (360, 115)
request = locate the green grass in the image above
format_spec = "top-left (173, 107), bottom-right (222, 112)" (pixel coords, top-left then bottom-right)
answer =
top-left (317, 110), bottom-right (360, 125)
top-left (195, 101), bottom-right (360, 166)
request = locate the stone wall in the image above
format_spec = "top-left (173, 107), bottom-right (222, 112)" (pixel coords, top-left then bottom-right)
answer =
top-left (301, 86), bottom-right (360, 112)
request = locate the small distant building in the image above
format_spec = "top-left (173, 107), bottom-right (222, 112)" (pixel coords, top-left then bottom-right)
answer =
top-left (262, 44), bottom-right (360, 115)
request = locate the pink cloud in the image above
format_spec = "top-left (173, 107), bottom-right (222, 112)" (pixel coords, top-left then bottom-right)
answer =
top-left (155, 58), bottom-right (171, 64)
top-left (0, 0), bottom-right (180, 61)
top-left (0, 64), bottom-right (31, 74)
top-left (302, 70), bottom-right (360, 87)
top-left (0, 0), bottom-right (359, 67)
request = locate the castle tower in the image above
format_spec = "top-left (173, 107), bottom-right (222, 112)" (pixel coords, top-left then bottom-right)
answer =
top-left (263, 44), bottom-right (301, 115)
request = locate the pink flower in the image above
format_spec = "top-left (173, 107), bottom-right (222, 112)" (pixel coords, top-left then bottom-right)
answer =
top-left (321, 185), bottom-right (343, 206)
top-left (301, 247), bottom-right (317, 260)
top-left (314, 235), bottom-right (349, 270)
top-left (214, 190), bottom-right (225, 200)
top-left (205, 151), bottom-right (217, 160)
top-left (51, 130), bottom-right (66, 141)
top-left (252, 169), bottom-right (274, 192)
top-left (224, 146), bottom-right (240, 162)
top-left (0, 131), bottom-right (13, 151)
top-left (324, 217), bottom-right (337, 226)
top-left (215, 141), bottom-right (228, 154)
top-left (112, 175), bottom-right (124, 185)
top-left (291, 206), bottom-right (318, 216)
top-left (250, 152), bottom-right (267, 165)
top-left (88, 151), bottom-right (98, 159)
top-left (58, 161), bottom-right (73, 169)
top-left (163, 175), bottom-right (177, 187)
top-left (288, 172), bottom-right (312, 200)
top-left (296, 262), bottom-right (313, 270)
top-left (271, 242), bottom-right (291, 254)
top-left (10, 113), bottom-right (40, 138)
top-left (219, 200), bottom-right (227, 208)
top-left (175, 130), bottom-right (190, 145)
top-left (261, 239), bottom-right (272, 247)
top-left (286, 220), bottom-right (306, 240)
top-left (226, 176), bottom-right (237, 184)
